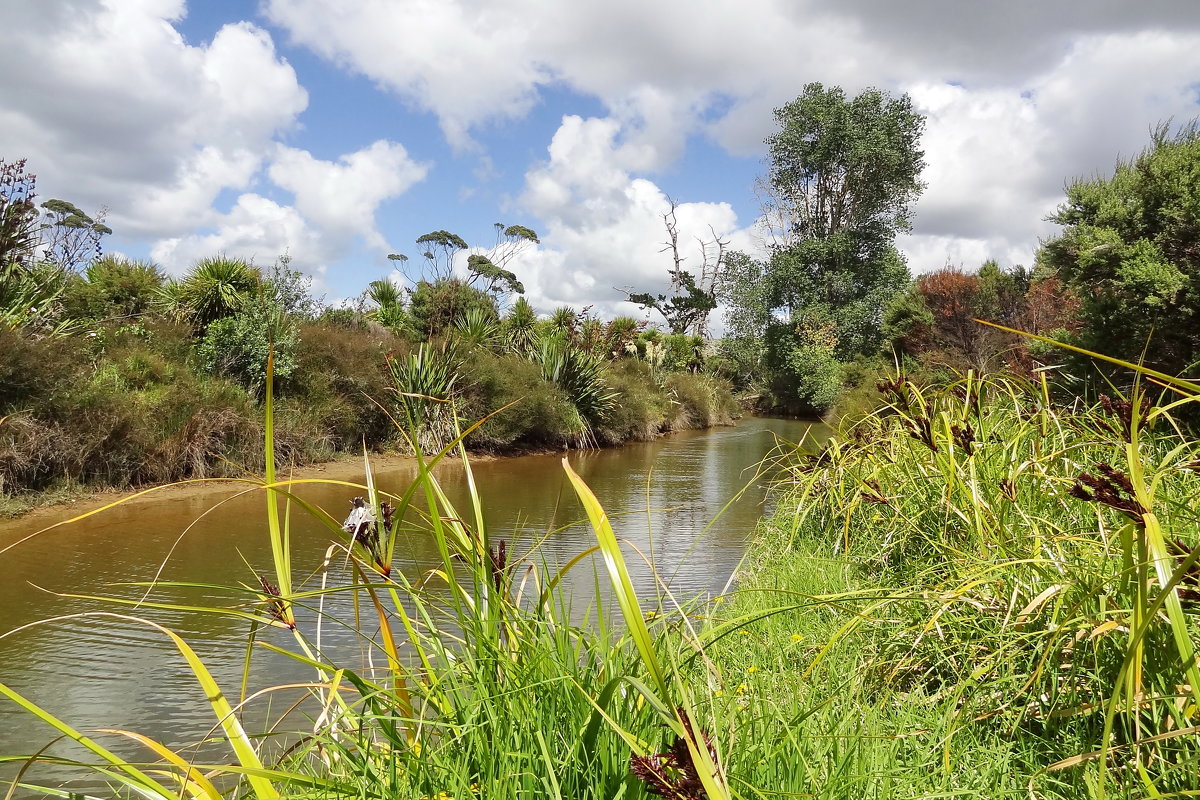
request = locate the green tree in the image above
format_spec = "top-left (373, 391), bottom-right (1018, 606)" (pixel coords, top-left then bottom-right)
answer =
top-left (401, 224), bottom-right (536, 302)
top-left (195, 274), bottom-right (299, 398)
top-left (1037, 122), bottom-right (1200, 375)
top-left (761, 82), bottom-right (925, 360)
top-left (723, 84), bottom-right (925, 411)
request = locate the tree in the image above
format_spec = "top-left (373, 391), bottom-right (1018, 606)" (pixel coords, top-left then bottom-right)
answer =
top-left (622, 200), bottom-right (727, 336)
top-left (39, 198), bottom-right (111, 271)
top-left (395, 223), bottom-right (536, 302)
top-left (761, 82), bottom-right (925, 360)
top-left (721, 83), bottom-right (925, 411)
top-left (62, 256), bottom-right (165, 321)
top-left (1037, 121), bottom-right (1200, 375)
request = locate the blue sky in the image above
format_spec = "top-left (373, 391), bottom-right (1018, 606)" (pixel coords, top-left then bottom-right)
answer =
top-left (2, 1), bottom-right (1199, 319)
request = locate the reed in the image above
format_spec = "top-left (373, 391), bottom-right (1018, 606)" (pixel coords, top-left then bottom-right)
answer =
top-left (3, 339), bottom-right (1200, 798)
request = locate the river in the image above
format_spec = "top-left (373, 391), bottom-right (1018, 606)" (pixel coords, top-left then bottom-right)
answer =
top-left (0, 417), bottom-right (821, 793)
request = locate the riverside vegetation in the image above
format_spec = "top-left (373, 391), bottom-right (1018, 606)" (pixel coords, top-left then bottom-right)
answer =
top-left (4, 88), bottom-right (1200, 797)
top-left (4, 341), bottom-right (1200, 798)
top-left (0, 205), bottom-right (739, 515)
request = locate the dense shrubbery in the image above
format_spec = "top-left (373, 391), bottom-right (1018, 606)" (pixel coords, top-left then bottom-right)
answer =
top-left (710, 369), bottom-right (1200, 796)
top-left (0, 254), bottom-right (740, 505)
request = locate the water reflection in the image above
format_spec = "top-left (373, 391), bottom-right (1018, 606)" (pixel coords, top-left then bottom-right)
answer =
top-left (0, 417), bottom-right (822, 792)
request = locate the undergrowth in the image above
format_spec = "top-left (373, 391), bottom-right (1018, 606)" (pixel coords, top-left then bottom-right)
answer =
top-left (2, 343), bottom-right (1199, 798)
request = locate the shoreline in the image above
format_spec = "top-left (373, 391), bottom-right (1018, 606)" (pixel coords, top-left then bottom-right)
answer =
top-left (0, 417), bottom-right (763, 526)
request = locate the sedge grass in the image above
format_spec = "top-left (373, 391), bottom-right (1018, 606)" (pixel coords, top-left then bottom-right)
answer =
top-left (4, 340), bottom-right (1200, 798)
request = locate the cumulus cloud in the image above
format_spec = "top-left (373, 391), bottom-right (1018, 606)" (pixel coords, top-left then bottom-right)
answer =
top-left (0, 3), bottom-right (307, 239)
top-left (150, 193), bottom-right (324, 276)
top-left (268, 140), bottom-right (430, 250)
top-left (7, 0), bottom-right (1200, 308)
top-left (515, 114), bottom-right (742, 317)
top-left (264, 0), bottom-right (1200, 284)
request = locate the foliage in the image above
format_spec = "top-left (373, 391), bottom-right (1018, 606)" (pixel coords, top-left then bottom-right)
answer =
top-left (38, 197), bottom-right (111, 271)
top-left (751, 364), bottom-right (1200, 796)
top-left (408, 278), bottom-right (497, 340)
top-left (171, 256), bottom-right (261, 328)
top-left (594, 358), bottom-right (669, 443)
top-left (603, 315), bottom-right (643, 358)
top-left (1037, 121), bottom-right (1200, 377)
top-left (625, 269), bottom-right (717, 336)
top-left (0, 158), bottom-right (40, 269)
top-left (764, 82), bottom-right (926, 247)
top-left (622, 200), bottom-right (727, 335)
top-left (287, 319), bottom-right (397, 449)
top-left (397, 224), bottom-right (536, 308)
top-left (453, 305), bottom-right (500, 349)
top-left (719, 84), bottom-right (924, 411)
top-left (0, 262), bottom-right (74, 336)
top-left (195, 301), bottom-right (298, 399)
top-left (458, 349), bottom-right (579, 448)
top-left (761, 318), bottom-right (843, 413)
top-left (536, 334), bottom-right (617, 446)
top-left (62, 256), bottom-right (165, 321)
top-left (387, 341), bottom-right (460, 453)
top-left (663, 371), bottom-right (740, 430)
top-left (500, 296), bottom-right (538, 353)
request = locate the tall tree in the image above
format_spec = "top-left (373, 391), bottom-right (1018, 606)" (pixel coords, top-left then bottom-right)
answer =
top-left (1037, 121), bottom-right (1200, 376)
top-left (761, 82), bottom-right (925, 360)
top-left (722, 83), bottom-right (925, 411)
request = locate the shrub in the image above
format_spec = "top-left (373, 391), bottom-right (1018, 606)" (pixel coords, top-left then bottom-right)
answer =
top-left (595, 359), bottom-right (668, 444)
top-left (409, 278), bottom-right (497, 340)
top-left (195, 303), bottom-right (298, 398)
top-left (288, 321), bottom-right (397, 449)
top-left (665, 372), bottom-right (739, 430)
top-left (458, 350), bottom-right (578, 449)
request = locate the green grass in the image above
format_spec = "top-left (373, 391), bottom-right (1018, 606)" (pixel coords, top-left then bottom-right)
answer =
top-left (4, 355), bottom-right (1200, 798)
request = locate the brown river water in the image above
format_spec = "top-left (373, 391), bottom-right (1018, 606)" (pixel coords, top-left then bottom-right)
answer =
top-left (0, 417), bottom-right (822, 794)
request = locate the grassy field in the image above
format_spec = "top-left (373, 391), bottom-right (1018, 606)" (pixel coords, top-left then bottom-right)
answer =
top-left (3, 357), bottom-right (1200, 798)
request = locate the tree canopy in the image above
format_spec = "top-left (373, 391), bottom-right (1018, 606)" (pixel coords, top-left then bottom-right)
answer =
top-left (1037, 122), bottom-right (1200, 376)
top-left (722, 83), bottom-right (926, 412)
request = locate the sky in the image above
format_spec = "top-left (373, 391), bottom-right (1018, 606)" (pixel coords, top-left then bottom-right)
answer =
top-left (2, 0), bottom-right (1200, 320)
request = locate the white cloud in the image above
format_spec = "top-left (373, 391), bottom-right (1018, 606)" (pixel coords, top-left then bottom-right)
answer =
top-left (7, 0), bottom-right (1200, 310)
top-left (515, 114), bottom-right (742, 316)
top-left (262, 0), bottom-right (550, 150)
top-left (0, 3), bottom-right (307, 239)
top-left (265, 0), bottom-right (1200, 283)
top-left (150, 193), bottom-right (324, 277)
top-left (268, 140), bottom-right (430, 250)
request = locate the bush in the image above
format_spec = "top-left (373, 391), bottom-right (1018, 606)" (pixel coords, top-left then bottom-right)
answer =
top-left (61, 256), bottom-right (165, 321)
top-left (409, 278), bottom-right (497, 340)
top-left (287, 321), bottom-right (398, 450)
top-left (458, 350), bottom-right (578, 449)
top-left (195, 303), bottom-right (298, 398)
top-left (664, 372), bottom-right (739, 430)
top-left (595, 359), bottom-right (668, 444)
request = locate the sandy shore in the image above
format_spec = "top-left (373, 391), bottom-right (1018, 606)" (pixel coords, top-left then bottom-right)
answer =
top-left (0, 443), bottom-right (569, 530)
top-left (1, 451), bottom-right (427, 528)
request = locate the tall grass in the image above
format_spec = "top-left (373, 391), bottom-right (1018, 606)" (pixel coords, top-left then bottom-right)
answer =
top-left (715, 363), bottom-right (1200, 797)
top-left (5, 342), bottom-right (1200, 798)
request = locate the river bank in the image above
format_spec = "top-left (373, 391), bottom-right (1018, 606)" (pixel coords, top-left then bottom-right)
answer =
top-left (0, 416), bottom-right (819, 797)
top-left (705, 373), bottom-right (1200, 797)
top-left (0, 398), bottom-right (750, 524)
